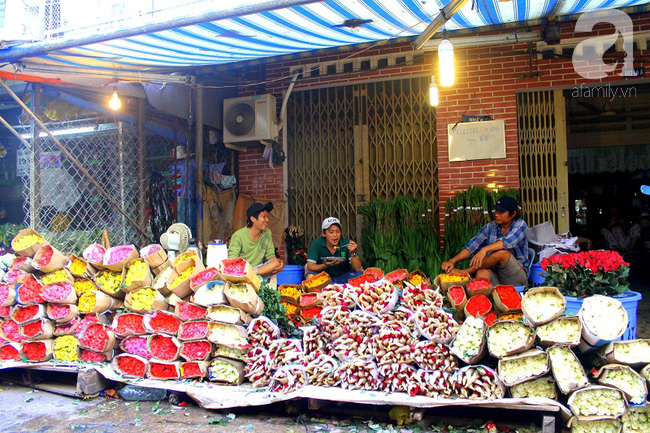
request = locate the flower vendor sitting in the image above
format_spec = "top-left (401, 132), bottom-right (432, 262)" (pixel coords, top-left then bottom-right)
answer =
top-left (228, 202), bottom-right (284, 277)
top-left (441, 196), bottom-right (529, 286)
top-left (305, 217), bottom-right (363, 284)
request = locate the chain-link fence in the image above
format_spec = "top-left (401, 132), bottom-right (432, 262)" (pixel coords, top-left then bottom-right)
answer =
top-left (19, 117), bottom-right (147, 255)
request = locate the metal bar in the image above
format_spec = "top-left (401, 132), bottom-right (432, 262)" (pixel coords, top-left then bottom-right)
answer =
top-left (0, 79), bottom-right (151, 241)
top-left (32, 84), bottom-right (42, 229)
top-left (0, 0), bottom-right (327, 63)
top-left (118, 122), bottom-right (126, 244)
top-left (136, 98), bottom-right (146, 231)
top-left (413, 0), bottom-right (470, 51)
top-left (195, 85), bottom-right (204, 243)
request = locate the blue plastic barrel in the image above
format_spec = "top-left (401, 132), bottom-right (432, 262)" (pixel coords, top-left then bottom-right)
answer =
top-left (276, 265), bottom-right (304, 286)
top-left (564, 291), bottom-right (642, 340)
top-left (528, 263), bottom-right (545, 287)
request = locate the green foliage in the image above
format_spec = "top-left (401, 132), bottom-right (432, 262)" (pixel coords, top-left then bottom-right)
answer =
top-left (258, 281), bottom-right (300, 338)
top-left (443, 187), bottom-right (521, 268)
top-left (358, 195), bottom-right (441, 279)
top-left (0, 223), bottom-right (26, 249)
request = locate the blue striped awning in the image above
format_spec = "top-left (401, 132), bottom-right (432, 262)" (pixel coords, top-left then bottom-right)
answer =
top-left (8, 0), bottom-right (650, 73)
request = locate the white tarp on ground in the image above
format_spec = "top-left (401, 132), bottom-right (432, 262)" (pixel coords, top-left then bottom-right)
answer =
top-left (0, 360), bottom-right (572, 420)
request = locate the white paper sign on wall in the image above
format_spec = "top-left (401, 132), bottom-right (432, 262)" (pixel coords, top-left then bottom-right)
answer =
top-left (448, 119), bottom-right (506, 162)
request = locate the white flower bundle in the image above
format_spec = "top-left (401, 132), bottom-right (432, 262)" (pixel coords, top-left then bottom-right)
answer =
top-left (510, 376), bottom-right (557, 400)
top-left (622, 405), bottom-right (650, 433)
top-left (548, 345), bottom-right (589, 394)
top-left (487, 321), bottom-right (534, 358)
top-left (596, 365), bottom-right (647, 405)
top-left (568, 386), bottom-right (626, 418)
top-left (498, 350), bottom-right (549, 386)
top-left (569, 417), bottom-right (621, 433)
top-left (536, 317), bottom-right (581, 347)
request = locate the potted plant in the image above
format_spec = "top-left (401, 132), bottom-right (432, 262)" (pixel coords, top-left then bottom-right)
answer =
top-left (540, 250), bottom-right (642, 340)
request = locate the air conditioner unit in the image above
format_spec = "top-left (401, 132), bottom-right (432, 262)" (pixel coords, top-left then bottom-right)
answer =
top-left (223, 94), bottom-right (278, 144)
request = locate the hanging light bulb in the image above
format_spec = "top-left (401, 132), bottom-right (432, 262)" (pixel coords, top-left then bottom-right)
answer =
top-left (438, 36), bottom-right (455, 87)
top-left (109, 87), bottom-right (121, 111)
top-left (429, 76), bottom-right (439, 107)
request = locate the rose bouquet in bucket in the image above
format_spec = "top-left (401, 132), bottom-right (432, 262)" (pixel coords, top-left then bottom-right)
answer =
top-left (540, 250), bottom-right (629, 297)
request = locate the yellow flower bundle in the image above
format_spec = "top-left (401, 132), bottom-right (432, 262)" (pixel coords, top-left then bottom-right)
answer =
top-left (96, 271), bottom-right (122, 294)
top-left (78, 291), bottom-right (96, 313)
top-left (74, 280), bottom-right (96, 296)
top-left (171, 266), bottom-right (195, 288)
top-left (13, 234), bottom-right (43, 251)
top-left (42, 269), bottom-right (68, 285)
top-left (124, 260), bottom-right (148, 286)
top-left (279, 285), bottom-right (301, 299)
top-left (70, 258), bottom-right (88, 276)
top-left (281, 301), bottom-right (299, 316)
top-left (438, 274), bottom-right (469, 284)
top-left (130, 288), bottom-right (157, 311)
top-left (410, 274), bottom-right (427, 286)
top-left (53, 335), bottom-right (79, 362)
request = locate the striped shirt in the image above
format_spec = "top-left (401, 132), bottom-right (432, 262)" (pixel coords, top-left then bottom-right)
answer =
top-left (464, 219), bottom-right (529, 270)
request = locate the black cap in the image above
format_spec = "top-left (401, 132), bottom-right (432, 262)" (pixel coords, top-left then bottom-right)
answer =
top-left (493, 196), bottom-right (518, 212)
top-left (247, 202), bottom-right (274, 221)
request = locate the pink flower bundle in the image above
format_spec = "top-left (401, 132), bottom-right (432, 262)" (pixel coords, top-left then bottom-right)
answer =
top-left (177, 302), bottom-right (207, 321)
top-left (42, 283), bottom-right (74, 302)
top-left (121, 336), bottom-right (152, 359)
top-left (178, 321), bottom-right (209, 340)
top-left (1, 320), bottom-right (25, 342)
top-left (49, 304), bottom-right (72, 320)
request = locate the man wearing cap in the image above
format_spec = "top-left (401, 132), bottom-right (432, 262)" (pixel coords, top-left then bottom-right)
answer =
top-left (228, 202), bottom-right (284, 277)
top-left (305, 217), bottom-right (363, 284)
top-left (441, 196), bottom-right (529, 286)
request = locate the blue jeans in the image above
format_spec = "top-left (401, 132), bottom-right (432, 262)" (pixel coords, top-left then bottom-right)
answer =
top-left (332, 271), bottom-right (363, 284)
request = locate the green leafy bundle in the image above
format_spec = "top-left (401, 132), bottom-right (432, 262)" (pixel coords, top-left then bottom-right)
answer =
top-left (258, 282), bottom-right (300, 338)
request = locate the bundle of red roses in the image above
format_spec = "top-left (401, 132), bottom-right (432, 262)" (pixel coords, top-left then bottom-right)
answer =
top-left (541, 250), bottom-right (630, 297)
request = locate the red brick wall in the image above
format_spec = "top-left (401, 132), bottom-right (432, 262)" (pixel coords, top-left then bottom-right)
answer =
top-left (235, 12), bottom-right (650, 256)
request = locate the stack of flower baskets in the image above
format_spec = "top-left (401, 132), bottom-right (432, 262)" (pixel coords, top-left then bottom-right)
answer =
top-left (279, 284), bottom-right (302, 320)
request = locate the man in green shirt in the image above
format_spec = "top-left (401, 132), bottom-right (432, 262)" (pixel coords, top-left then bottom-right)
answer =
top-left (306, 217), bottom-right (363, 283)
top-left (228, 202), bottom-right (284, 277)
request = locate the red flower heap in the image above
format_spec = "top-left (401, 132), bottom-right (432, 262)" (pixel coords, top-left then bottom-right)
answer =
top-left (80, 324), bottom-right (110, 351)
top-left (12, 304), bottom-right (40, 324)
top-left (22, 341), bottom-right (47, 361)
top-left (465, 295), bottom-right (492, 318)
top-left (149, 362), bottom-right (178, 379)
top-left (113, 314), bottom-right (146, 337)
top-left (181, 361), bottom-right (204, 378)
top-left (494, 285), bottom-right (521, 310)
top-left (21, 320), bottom-right (44, 338)
top-left (81, 349), bottom-right (106, 363)
top-left (117, 355), bottom-right (146, 377)
top-left (36, 246), bottom-right (54, 267)
top-left (541, 250), bottom-right (630, 297)
top-left (17, 275), bottom-right (44, 303)
top-left (0, 344), bottom-right (21, 360)
top-left (147, 311), bottom-right (181, 335)
top-left (149, 335), bottom-right (179, 360)
top-left (181, 340), bottom-right (211, 360)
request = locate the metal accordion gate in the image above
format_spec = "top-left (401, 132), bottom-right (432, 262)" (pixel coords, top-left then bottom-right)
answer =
top-left (517, 89), bottom-right (569, 233)
top-left (287, 77), bottom-right (438, 244)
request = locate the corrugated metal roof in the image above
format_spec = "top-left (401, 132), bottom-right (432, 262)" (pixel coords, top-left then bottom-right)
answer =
top-left (7, 0), bottom-right (650, 73)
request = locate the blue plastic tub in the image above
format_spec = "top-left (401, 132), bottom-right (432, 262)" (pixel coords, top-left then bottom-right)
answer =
top-left (528, 263), bottom-right (545, 287)
top-left (276, 265), bottom-right (304, 286)
top-left (564, 291), bottom-right (642, 341)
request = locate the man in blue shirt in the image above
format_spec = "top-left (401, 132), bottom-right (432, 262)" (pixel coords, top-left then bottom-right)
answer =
top-left (441, 196), bottom-right (529, 286)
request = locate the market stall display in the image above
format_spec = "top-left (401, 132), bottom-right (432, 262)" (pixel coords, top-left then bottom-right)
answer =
top-left (1, 230), bottom-right (648, 432)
